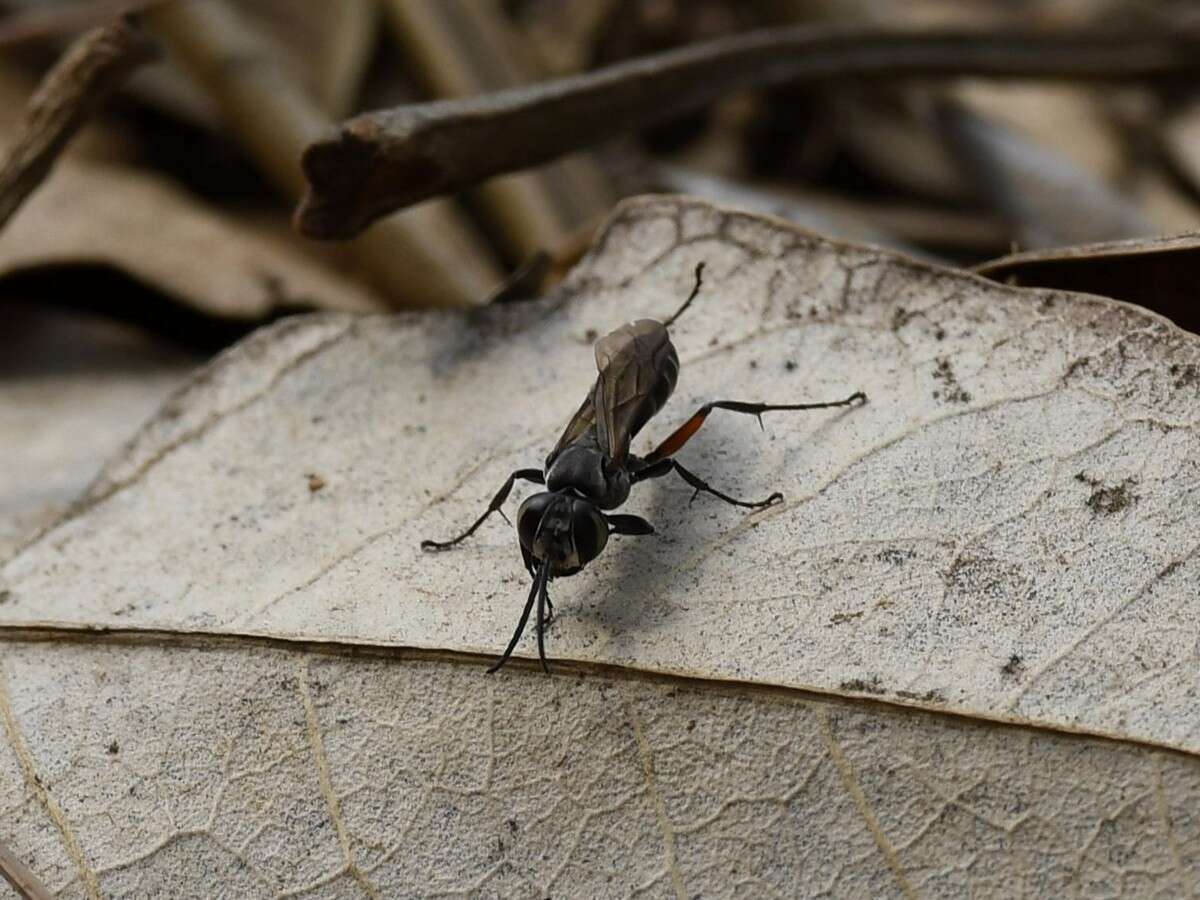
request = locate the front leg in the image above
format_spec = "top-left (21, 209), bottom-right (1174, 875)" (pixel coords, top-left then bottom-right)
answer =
top-left (421, 468), bottom-right (544, 551)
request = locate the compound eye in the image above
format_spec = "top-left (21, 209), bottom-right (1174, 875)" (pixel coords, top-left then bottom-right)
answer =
top-left (517, 493), bottom-right (555, 552)
top-left (571, 502), bottom-right (609, 565)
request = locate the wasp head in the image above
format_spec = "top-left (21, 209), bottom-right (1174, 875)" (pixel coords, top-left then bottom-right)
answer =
top-left (516, 491), bottom-right (609, 576)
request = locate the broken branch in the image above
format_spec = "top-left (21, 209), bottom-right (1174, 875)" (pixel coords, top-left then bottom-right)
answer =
top-left (297, 25), bottom-right (1200, 239)
top-left (0, 14), bottom-right (158, 232)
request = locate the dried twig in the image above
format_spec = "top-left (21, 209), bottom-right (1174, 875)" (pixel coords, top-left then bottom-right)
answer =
top-left (297, 25), bottom-right (1200, 239)
top-left (0, 14), bottom-right (158, 232)
top-left (0, 838), bottom-right (54, 900)
top-left (147, 0), bottom-right (500, 308)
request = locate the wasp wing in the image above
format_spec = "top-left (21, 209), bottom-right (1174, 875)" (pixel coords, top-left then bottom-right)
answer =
top-left (548, 319), bottom-right (679, 466)
top-left (546, 391), bottom-right (597, 466)
top-left (593, 319), bottom-right (679, 462)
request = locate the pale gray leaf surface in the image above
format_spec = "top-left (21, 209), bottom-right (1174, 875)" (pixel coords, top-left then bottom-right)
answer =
top-left (2, 637), bottom-right (1198, 898)
top-left (0, 307), bottom-right (197, 561)
top-left (2, 196), bottom-right (1200, 897)
top-left (4, 195), bottom-right (1200, 746)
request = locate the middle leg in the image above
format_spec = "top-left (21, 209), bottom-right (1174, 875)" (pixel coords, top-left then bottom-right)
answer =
top-left (635, 457), bottom-right (782, 510)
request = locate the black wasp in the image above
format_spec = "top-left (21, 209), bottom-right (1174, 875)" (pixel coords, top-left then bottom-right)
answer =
top-left (422, 263), bottom-right (866, 673)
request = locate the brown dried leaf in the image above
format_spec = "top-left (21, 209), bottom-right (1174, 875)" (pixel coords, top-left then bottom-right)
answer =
top-left (240, 0), bottom-right (379, 116)
top-left (935, 97), bottom-right (1153, 249)
top-left (1164, 97), bottom-right (1200, 182)
top-left (0, 158), bottom-right (385, 321)
top-left (975, 232), bottom-right (1200, 334)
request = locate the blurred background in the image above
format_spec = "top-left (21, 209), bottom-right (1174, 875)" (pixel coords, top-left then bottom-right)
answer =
top-left (3, 0), bottom-right (1199, 556)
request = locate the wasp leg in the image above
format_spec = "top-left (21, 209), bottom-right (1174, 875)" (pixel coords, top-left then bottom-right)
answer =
top-left (421, 468), bottom-right (544, 551)
top-left (607, 514), bottom-right (655, 535)
top-left (643, 393), bottom-right (866, 465)
top-left (642, 458), bottom-right (783, 509)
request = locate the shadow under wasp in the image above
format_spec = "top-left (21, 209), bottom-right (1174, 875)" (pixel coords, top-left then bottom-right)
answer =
top-left (422, 263), bottom-right (866, 673)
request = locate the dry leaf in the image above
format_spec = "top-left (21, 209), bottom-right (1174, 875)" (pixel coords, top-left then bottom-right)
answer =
top-left (3, 196), bottom-right (1199, 896)
top-left (1163, 97), bottom-right (1200, 202)
top-left (975, 232), bottom-right (1200, 334)
top-left (0, 158), bottom-right (385, 321)
top-left (952, 81), bottom-right (1124, 182)
top-left (832, 90), bottom-right (971, 204)
top-left (935, 98), bottom-right (1153, 249)
top-left (239, 0), bottom-right (379, 116)
top-left (0, 303), bottom-right (197, 561)
top-left (648, 162), bottom-right (926, 256)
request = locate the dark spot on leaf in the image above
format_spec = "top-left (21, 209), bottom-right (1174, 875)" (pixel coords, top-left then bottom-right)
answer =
top-left (829, 610), bottom-right (863, 626)
top-left (1065, 356), bottom-right (1091, 379)
top-left (584, 327), bottom-right (599, 342)
top-left (1169, 363), bottom-right (1199, 389)
top-left (307, 473), bottom-right (326, 492)
top-left (107, 741), bottom-right (119, 755)
top-left (784, 360), bottom-right (796, 371)
top-left (1088, 483), bottom-right (1135, 514)
top-left (840, 675), bottom-right (885, 695)
top-left (875, 548), bottom-right (915, 566)
top-left (1001, 654), bottom-right (1024, 677)
top-left (1076, 472), bottom-right (1137, 515)
top-left (932, 357), bottom-right (971, 404)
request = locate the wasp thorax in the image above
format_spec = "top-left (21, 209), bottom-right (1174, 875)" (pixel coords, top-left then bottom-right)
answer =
top-left (517, 491), bottom-right (609, 576)
top-left (546, 445), bottom-right (631, 509)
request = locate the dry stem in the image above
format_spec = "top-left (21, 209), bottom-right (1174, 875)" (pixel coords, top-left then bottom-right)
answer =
top-left (0, 14), bottom-right (157, 232)
top-left (297, 24), bottom-right (1200, 239)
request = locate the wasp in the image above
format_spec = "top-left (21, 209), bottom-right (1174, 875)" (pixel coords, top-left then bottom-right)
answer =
top-left (422, 263), bottom-right (866, 673)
